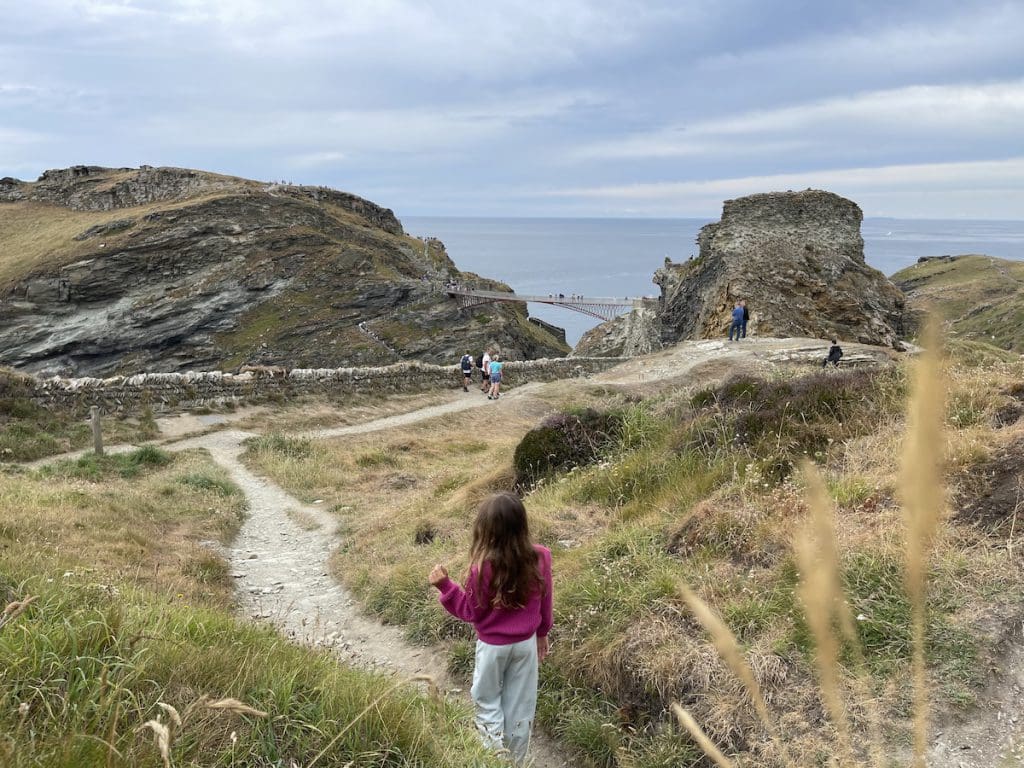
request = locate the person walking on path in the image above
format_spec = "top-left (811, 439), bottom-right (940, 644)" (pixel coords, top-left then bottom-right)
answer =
top-left (480, 350), bottom-right (492, 393)
top-left (728, 302), bottom-right (745, 341)
top-left (740, 300), bottom-right (750, 338)
top-left (488, 355), bottom-right (503, 399)
top-left (460, 350), bottom-right (474, 392)
top-left (429, 493), bottom-right (553, 765)
top-left (823, 339), bottom-right (844, 368)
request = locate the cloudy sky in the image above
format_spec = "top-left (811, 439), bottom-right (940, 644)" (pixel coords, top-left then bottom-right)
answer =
top-left (1, 0), bottom-right (1022, 218)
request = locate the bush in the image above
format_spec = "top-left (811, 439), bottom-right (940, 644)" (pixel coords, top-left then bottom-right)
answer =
top-left (512, 408), bottom-right (621, 491)
top-left (680, 369), bottom-right (906, 482)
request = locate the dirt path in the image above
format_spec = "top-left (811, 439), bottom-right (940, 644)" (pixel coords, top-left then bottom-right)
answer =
top-left (927, 639), bottom-right (1024, 767)
top-left (173, 384), bottom-right (569, 768)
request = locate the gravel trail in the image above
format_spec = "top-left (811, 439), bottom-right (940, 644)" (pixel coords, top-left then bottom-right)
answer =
top-left (173, 385), bottom-right (569, 767)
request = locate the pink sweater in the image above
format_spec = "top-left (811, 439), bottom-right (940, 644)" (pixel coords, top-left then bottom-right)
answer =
top-left (435, 544), bottom-right (553, 645)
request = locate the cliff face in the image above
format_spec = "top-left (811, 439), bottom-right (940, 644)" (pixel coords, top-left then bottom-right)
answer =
top-left (575, 190), bottom-right (904, 357)
top-left (0, 166), bottom-right (567, 375)
top-left (572, 302), bottom-right (662, 358)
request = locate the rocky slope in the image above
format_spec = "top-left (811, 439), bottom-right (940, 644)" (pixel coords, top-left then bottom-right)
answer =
top-left (0, 166), bottom-right (567, 375)
top-left (892, 254), bottom-right (1024, 352)
top-left (576, 190), bottom-right (905, 356)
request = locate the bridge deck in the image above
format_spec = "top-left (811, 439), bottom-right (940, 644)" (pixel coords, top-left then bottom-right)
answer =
top-left (446, 288), bottom-right (637, 306)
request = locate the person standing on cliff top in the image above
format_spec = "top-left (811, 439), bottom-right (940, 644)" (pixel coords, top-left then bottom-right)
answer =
top-left (728, 302), bottom-right (745, 341)
top-left (740, 300), bottom-right (750, 338)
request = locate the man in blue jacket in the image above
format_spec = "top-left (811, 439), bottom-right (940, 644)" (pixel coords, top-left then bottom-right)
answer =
top-left (728, 302), bottom-right (745, 341)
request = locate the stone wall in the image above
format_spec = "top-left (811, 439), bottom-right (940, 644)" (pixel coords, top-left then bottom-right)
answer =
top-left (30, 357), bottom-right (626, 413)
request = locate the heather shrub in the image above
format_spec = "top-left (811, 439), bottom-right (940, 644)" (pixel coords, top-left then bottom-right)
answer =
top-left (681, 368), bottom-right (906, 481)
top-left (512, 408), bottom-right (622, 491)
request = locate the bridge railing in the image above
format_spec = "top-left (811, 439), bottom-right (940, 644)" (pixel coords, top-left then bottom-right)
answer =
top-left (443, 287), bottom-right (639, 305)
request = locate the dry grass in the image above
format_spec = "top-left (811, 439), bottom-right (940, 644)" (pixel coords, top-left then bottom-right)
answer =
top-left (0, 194), bottom-right (239, 290)
top-left (1, 448), bottom-right (244, 606)
top-left (673, 321), bottom-right (1023, 767)
top-left (285, 506), bottom-right (322, 530)
top-left (232, 390), bottom-right (455, 433)
top-left (136, 695), bottom-right (270, 768)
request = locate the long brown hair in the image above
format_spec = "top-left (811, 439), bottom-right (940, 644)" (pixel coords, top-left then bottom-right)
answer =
top-left (468, 492), bottom-right (543, 609)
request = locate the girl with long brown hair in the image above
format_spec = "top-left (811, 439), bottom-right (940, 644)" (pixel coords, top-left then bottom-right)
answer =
top-left (429, 492), bottom-right (553, 765)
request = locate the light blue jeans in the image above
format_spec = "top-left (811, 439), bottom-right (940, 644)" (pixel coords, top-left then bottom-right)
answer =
top-left (471, 635), bottom-right (538, 765)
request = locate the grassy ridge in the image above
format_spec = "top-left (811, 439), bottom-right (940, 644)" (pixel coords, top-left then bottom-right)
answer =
top-left (893, 254), bottom-right (1024, 352)
top-left (0, 447), bottom-right (503, 767)
top-left (244, 357), bottom-right (1024, 766)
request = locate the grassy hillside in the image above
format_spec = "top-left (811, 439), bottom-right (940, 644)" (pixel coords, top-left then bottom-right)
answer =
top-left (0, 445), bottom-right (503, 767)
top-left (893, 254), bottom-right (1024, 352)
top-left (244, 349), bottom-right (1024, 766)
top-left (0, 166), bottom-right (568, 375)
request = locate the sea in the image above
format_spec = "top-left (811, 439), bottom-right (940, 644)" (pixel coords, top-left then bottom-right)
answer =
top-left (402, 216), bottom-right (1024, 346)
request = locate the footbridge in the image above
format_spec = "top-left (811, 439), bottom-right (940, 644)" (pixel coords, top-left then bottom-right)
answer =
top-left (446, 287), bottom-right (641, 322)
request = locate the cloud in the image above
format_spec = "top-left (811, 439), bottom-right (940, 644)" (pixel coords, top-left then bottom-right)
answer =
top-left (0, 127), bottom-right (49, 146)
top-left (574, 79), bottom-right (1024, 160)
top-left (2, 0), bottom-right (690, 83)
top-left (288, 151), bottom-right (347, 169)
top-left (138, 88), bottom-right (603, 154)
top-left (547, 157), bottom-right (1024, 218)
top-left (1, 1), bottom-right (1021, 218)
top-left (696, 2), bottom-right (1024, 84)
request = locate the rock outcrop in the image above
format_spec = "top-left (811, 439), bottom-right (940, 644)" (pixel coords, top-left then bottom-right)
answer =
top-left (0, 166), bottom-right (568, 376)
top-left (573, 301), bottom-right (662, 358)
top-left (575, 190), bottom-right (904, 356)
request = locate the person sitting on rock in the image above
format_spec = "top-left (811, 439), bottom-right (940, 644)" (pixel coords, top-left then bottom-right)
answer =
top-left (823, 339), bottom-right (843, 368)
top-left (728, 302), bottom-right (745, 341)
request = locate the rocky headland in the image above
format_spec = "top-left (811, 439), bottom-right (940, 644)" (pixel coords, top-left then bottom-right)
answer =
top-left (0, 165), bottom-right (567, 376)
top-left (575, 190), bottom-right (906, 356)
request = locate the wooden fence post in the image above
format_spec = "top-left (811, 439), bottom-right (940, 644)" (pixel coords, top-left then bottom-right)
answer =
top-left (90, 406), bottom-right (104, 456)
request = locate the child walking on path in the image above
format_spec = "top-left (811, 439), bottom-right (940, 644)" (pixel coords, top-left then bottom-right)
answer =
top-left (429, 493), bottom-right (553, 765)
top-left (488, 354), bottom-right (504, 399)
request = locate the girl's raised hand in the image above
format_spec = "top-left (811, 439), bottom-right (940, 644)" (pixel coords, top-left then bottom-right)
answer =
top-left (428, 564), bottom-right (448, 586)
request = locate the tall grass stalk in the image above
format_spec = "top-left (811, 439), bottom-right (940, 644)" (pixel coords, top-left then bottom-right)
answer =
top-left (670, 704), bottom-right (735, 768)
top-left (797, 462), bottom-right (887, 768)
top-left (899, 316), bottom-right (946, 767)
top-left (306, 676), bottom-right (435, 768)
top-left (678, 584), bottom-right (796, 767)
top-left (793, 485), bottom-right (855, 765)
